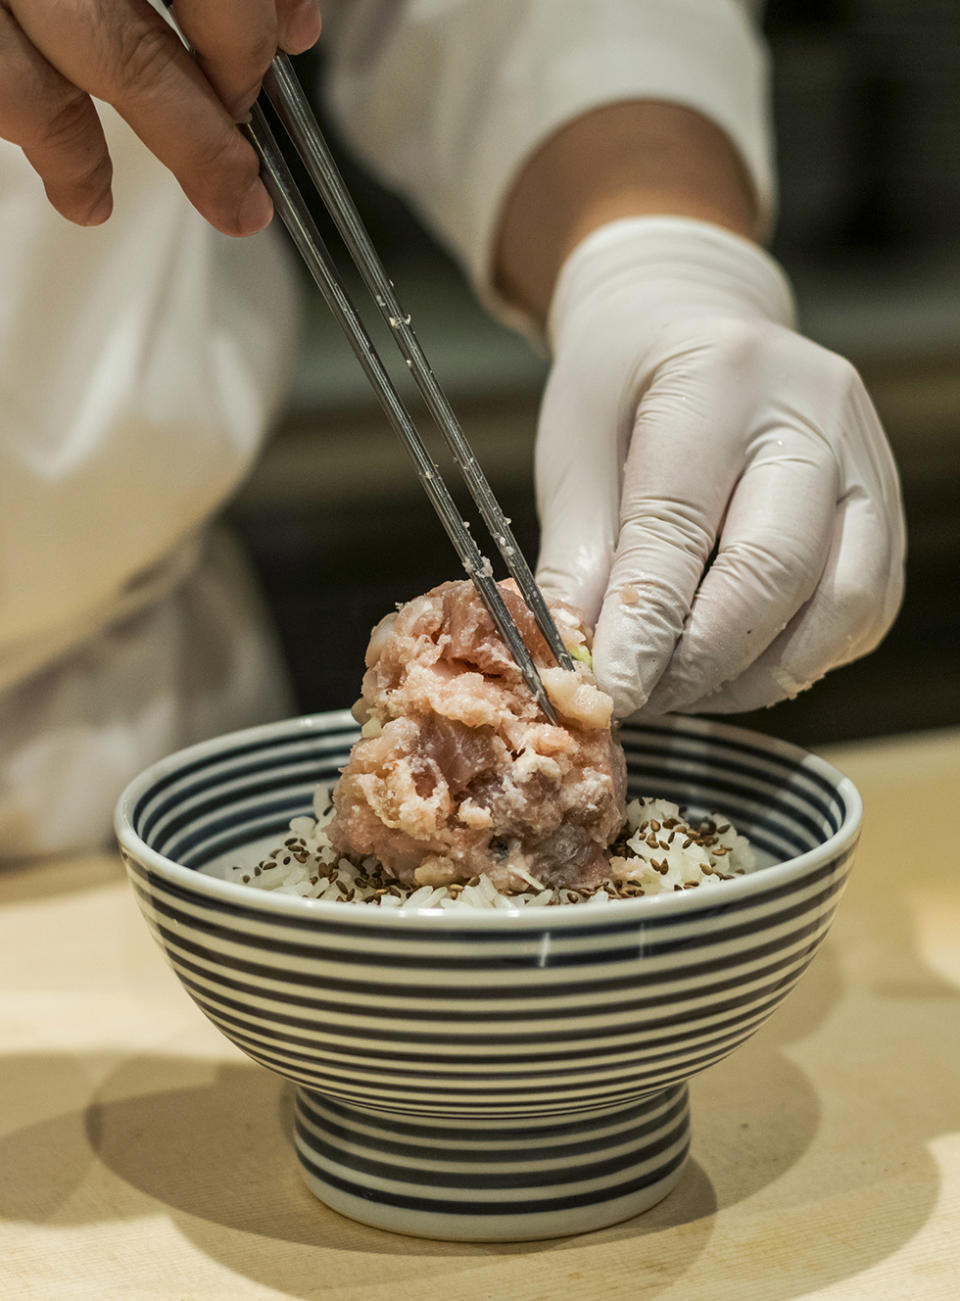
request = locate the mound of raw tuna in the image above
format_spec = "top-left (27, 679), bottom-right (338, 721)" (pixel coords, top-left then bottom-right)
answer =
top-left (327, 579), bottom-right (626, 892)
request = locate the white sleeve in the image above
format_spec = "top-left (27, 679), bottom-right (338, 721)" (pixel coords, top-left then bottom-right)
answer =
top-left (322, 0), bottom-right (772, 306)
top-left (0, 105), bottom-right (299, 693)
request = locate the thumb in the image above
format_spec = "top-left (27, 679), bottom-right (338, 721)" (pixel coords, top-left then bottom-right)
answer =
top-left (533, 353), bottom-right (627, 629)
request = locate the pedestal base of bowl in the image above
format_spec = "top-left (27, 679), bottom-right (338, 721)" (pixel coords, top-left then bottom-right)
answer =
top-left (293, 1083), bottom-right (690, 1242)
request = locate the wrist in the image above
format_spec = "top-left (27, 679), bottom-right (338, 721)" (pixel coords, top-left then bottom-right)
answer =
top-left (547, 215), bottom-right (796, 351)
top-left (494, 101), bottom-right (762, 328)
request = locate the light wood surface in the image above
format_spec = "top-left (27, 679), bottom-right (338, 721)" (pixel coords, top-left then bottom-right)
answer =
top-left (2, 727), bottom-right (958, 1300)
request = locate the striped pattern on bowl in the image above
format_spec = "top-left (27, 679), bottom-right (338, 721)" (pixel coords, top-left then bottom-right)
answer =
top-left (116, 712), bottom-right (860, 1241)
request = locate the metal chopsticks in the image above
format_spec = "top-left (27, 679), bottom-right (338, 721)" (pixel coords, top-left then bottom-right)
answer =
top-left (262, 55), bottom-right (574, 678)
top-left (240, 56), bottom-right (574, 722)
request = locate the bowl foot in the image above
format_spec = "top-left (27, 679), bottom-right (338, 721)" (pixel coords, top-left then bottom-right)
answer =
top-left (293, 1083), bottom-right (690, 1242)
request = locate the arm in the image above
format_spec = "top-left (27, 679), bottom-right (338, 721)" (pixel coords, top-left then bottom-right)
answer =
top-left (494, 100), bottom-right (759, 325)
top-left (322, 0), bottom-right (772, 309)
top-left (494, 108), bottom-right (903, 716)
top-left (326, 0), bottom-right (904, 714)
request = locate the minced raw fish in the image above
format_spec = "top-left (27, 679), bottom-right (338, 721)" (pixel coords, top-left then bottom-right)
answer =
top-left (326, 579), bottom-right (626, 893)
top-left (217, 580), bottom-right (754, 908)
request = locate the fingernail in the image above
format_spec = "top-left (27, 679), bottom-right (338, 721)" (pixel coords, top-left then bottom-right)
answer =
top-left (282, 0), bottom-right (323, 54)
top-left (237, 179), bottom-right (273, 235)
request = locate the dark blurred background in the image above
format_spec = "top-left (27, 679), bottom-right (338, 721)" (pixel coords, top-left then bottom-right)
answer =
top-left (230, 0), bottom-right (960, 749)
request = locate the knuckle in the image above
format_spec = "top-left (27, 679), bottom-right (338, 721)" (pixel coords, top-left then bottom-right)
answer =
top-left (705, 315), bottom-right (763, 365)
top-left (74, 153), bottom-right (114, 212)
top-left (182, 132), bottom-right (261, 234)
top-left (40, 93), bottom-right (95, 151)
top-left (619, 499), bottom-right (713, 558)
top-left (192, 126), bottom-right (251, 179)
top-left (195, 30), bottom-right (276, 102)
top-left (829, 577), bottom-right (879, 636)
top-left (237, 30), bottom-right (277, 71)
top-left (30, 94), bottom-right (113, 214)
top-left (62, 151), bottom-right (113, 212)
top-left (192, 144), bottom-right (261, 233)
top-left (713, 534), bottom-right (815, 601)
top-left (856, 619), bottom-right (888, 660)
top-left (824, 348), bottom-right (863, 393)
top-left (862, 564), bottom-right (905, 652)
top-left (112, 23), bottom-right (179, 99)
top-left (606, 571), bottom-right (688, 643)
top-left (886, 559), bottom-right (906, 621)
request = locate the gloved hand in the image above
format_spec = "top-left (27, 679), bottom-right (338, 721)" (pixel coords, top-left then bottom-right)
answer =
top-left (535, 216), bottom-right (906, 717)
top-left (0, 0), bottom-right (322, 233)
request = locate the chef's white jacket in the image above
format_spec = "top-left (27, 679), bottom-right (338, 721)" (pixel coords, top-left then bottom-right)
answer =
top-left (0, 0), bottom-right (770, 857)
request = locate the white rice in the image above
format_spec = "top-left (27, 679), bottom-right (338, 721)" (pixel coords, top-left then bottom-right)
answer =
top-left (217, 792), bottom-right (754, 909)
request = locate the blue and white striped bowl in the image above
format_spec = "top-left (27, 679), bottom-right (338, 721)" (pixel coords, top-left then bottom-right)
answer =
top-left (115, 711), bottom-right (860, 1242)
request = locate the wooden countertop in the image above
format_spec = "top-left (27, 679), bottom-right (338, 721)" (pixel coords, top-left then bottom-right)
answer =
top-left (2, 727), bottom-right (958, 1300)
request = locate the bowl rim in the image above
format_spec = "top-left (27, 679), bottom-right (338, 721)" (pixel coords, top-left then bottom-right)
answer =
top-left (114, 711), bottom-right (862, 929)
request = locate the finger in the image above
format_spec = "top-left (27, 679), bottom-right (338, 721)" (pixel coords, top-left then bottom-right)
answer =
top-left (172, 0), bottom-right (275, 119)
top-left (644, 431), bottom-right (839, 714)
top-left (665, 364), bottom-right (907, 715)
top-left (590, 361), bottom-right (748, 717)
top-left (533, 353), bottom-right (628, 626)
top-left (12, 0), bottom-right (272, 236)
top-left (0, 9), bottom-right (112, 225)
top-left (667, 487), bottom-right (905, 714)
top-left (173, 2), bottom-right (321, 119)
top-left (277, 0), bottom-right (323, 56)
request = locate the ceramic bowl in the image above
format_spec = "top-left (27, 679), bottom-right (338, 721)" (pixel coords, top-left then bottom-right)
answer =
top-left (115, 711), bottom-right (860, 1242)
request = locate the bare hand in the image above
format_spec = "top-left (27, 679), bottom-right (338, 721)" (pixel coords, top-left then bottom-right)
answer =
top-left (0, 0), bottom-right (322, 234)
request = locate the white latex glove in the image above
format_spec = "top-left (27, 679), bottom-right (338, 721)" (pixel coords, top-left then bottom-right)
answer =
top-left (535, 217), bottom-right (906, 717)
